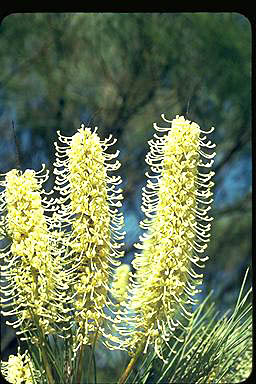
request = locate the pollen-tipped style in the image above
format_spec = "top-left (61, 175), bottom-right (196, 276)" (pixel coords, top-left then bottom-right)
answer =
top-left (121, 115), bottom-right (216, 360)
top-left (0, 167), bottom-right (70, 338)
top-left (53, 124), bottom-right (125, 350)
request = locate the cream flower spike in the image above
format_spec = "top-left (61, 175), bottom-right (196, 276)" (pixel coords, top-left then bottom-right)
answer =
top-left (53, 124), bottom-right (125, 350)
top-left (122, 115), bottom-right (215, 361)
top-left (1, 348), bottom-right (41, 384)
top-left (111, 263), bottom-right (130, 304)
top-left (0, 167), bottom-right (70, 339)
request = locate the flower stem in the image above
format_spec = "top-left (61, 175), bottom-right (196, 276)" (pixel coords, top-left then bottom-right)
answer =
top-left (87, 326), bottom-right (99, 383)
top-left (41, 346), bottom-right (55, 384)
top-left (118, 344), bottom-right (144, 384)
top-left (76, 343), bottom-right (85, 384)
top-left (30, 311), bottom-right (55, 384)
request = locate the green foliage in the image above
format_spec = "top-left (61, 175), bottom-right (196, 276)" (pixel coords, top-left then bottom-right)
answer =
top-left (1, 269), bottom-right (252, 383)
top-left (129, 269), bottom-right (252, 384)
top-left (0, 13), bottom-right (251, 159)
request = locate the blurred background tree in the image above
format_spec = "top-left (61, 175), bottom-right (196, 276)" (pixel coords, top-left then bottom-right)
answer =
top-left (0, 12), bottom-right (251, 383)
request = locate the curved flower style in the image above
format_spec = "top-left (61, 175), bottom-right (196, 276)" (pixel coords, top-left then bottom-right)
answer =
top-left (1, 348), bottom-right (41, 384)
top-left (121, 115), bottom-right (216, 360)
top-left (53, 124), bottom-right (125, 349)
top-left (0, 167), bottom-right (70, 337)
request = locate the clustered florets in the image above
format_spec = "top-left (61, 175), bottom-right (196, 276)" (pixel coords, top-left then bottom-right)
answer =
top-left (111, 264), bottom-right (130, 304)
top-left (116, 115), bottom-right (215, 360)
top-left (1, 115), bottom-right (215, 379)
top-left (0, 168), bottom-right (70, 338)
top-left (0, 348), bottom-right (40, 384)
top-left (53, 125), bottom-right (125, 349)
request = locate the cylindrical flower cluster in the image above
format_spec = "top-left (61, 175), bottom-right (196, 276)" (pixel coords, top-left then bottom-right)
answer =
top-left (111, 264), bottom-right (130, 304)
top-left (54, 125), bottom-right (125, 349)
top-left (1, 349), bottom-right (41, 384)
top-left (120, 115), bottom-right (215, 360)
top-left (0, 168), bottom-right (70, 337)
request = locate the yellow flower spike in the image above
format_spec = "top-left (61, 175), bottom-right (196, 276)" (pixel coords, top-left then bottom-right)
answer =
top-left (0, 167), bottom-right (71, 337)
top-left (111, 264), bottom-right (130, 304)
top-left (123, 115), bottom-right (215, 361)
top-left (1, 348), bottom-right (41, 384)
top-left (53, 124), bottom-right (125, 349)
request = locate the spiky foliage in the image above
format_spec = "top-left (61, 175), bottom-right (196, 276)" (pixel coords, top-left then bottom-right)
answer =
top-left (128, 269), bottom-right (252, 384)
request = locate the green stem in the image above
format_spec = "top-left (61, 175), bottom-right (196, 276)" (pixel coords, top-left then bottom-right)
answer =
top-left (29, 308), bottom-right (55, 384)
top-left (87, 326), bottom-right (99, 384)
top-left (41, 346), bottom-right (55, 384)
top-left (77, 343), bottom-right (85, 384)
top-left (26, 306), bottom-right (55, 384)
top-left (118, 344), bottom-right (145, 384)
